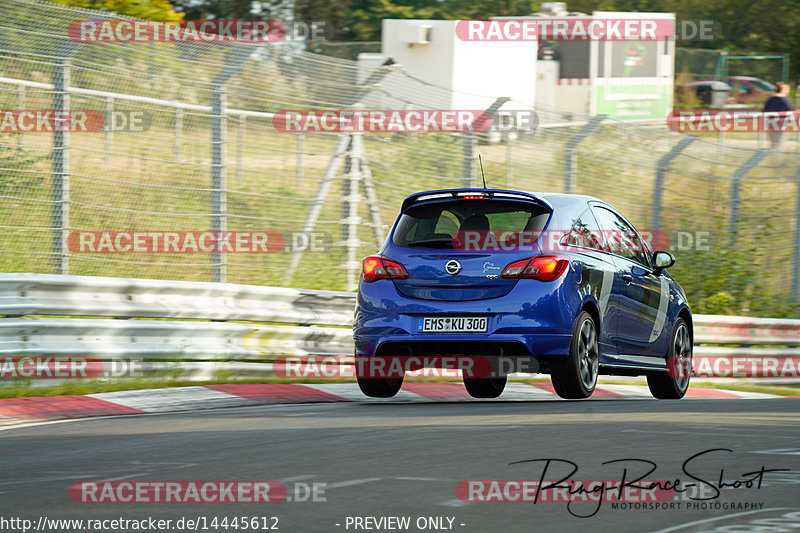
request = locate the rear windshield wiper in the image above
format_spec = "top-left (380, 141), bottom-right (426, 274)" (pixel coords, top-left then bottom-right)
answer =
top-left (405, 239), bottom-right (454, 249)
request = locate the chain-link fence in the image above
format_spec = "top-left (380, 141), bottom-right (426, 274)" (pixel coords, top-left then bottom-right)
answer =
top-left (1, 0), bottom-right (799, 317)
top-left (675, 47), bottom-right (791, 84)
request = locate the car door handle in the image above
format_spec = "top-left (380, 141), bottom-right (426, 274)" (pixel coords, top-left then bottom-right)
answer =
top-left (621, 274), bottom-right (633, 284)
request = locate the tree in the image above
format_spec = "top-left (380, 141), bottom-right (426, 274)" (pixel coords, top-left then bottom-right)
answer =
top-left (347, 0), bottom-right (436, 41)
top-left (48, 0), bottom-right (184, 20)
top-left (295, 0), bottom-right (800, 80)
top-left (169, 0), bottom-right (294, 20)
top-left (298, 0), bottom-right (541, 40)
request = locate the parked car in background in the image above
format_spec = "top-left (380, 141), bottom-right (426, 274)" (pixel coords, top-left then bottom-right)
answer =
top-left (691, 76), bottom-right (777, 107)
top-left (677, 80), bottom-right (732, 108)
top-left (678, 76), bottom-right (778, 108)
top-left (720, 76), bottom-right (777, 105)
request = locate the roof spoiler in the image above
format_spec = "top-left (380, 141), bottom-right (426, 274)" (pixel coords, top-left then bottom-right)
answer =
top-left (400, 188), bottom-right (553, 212)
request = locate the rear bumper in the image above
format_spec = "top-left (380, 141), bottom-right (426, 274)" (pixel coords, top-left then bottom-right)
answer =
top-left (354, 333), bottom-right (572, 359)
top-left (354, 276), bottom-right (578, 359)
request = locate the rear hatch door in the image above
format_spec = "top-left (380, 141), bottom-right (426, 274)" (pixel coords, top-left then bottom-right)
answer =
top-left (386, 192), bottom-right (552, 301)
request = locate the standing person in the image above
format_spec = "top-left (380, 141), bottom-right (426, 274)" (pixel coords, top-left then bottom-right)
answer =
top-left (763, 82), bottom-right (793, 150)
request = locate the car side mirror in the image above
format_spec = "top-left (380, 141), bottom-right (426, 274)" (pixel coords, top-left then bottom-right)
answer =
top-left (652, 251), bottom-right (675, 274)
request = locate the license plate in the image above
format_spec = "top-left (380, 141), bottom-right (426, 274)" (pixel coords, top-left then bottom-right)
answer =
top-left (417, 316), bottom-right (488, 333)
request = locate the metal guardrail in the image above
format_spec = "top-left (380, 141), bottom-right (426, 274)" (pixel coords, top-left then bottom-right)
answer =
top-left (0, 274), bottom-right (798, 381)
top-left (0, 318), bottom-right (353, 359)
top-left (694, 314), bottom-right (800, 345)
top-left (691, 315), bottom-right (800, 381)
top-left (0, 274), bottom-right (355, 361)
top-left (0, 273), bottom-right (355, 326)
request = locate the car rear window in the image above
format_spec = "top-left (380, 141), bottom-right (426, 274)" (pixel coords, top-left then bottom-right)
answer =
top-left (392, 200), bottom-right (550, 249)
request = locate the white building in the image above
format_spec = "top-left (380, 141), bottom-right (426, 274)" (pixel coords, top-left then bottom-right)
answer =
top-left (495, 6), bottom-right (675, 120)
top-left (358, 19), bottom-right (538, 113)
top-left (363, 5), bottom-right (675, 123)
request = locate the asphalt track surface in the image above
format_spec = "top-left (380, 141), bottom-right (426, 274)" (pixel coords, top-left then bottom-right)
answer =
top-left (1, 397), bottom-right (800, 533)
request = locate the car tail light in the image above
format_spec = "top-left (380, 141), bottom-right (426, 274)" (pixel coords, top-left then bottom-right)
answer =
top-left (501, 255), bottom-right (568, 281)
top-left (362, 256), bottom-right (409, 283)
top-left (455, 191), bottom-right (491, 200)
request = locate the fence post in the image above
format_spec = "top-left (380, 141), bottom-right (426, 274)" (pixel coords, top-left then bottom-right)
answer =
top-left (52, 58), bottom-right (70, 275)
top-left (174, 108), bottom-right (182, 160)
top-left (49, 14), bottom-right (105, 274)
top-left (209, 47), bottom-right (250, 283)
top-left (462, 132), bottom-right (476, 187)
top-left (354, 133), bottom-right (384, 247)
top-left (104, 96), bottom-right (113, 162)
top-left (793, 166), bottom-right (800, 301)
top-left (17, 85), bottom-right (25, 148)
top-left (296, 133), bottom-right (304, 187)
top-left (782, 53), bottom-right (790, 86)
top-left (564, 115), bottom-right (605, 193)
top-left (236, 113), bottom-right (244, 186)
top-left (505, 137), bottom-right (513, 188)
top-left (463, 97), bottom-right (510, 188)
top-left (728, 149), bottom-right (769, 241)
top-left (351, 57), bottom-right (395, 104)
top-left (211, 87), bottom-right (227, 282)
top-left (341, 136), bottom-right (354, 245)
top-left (652, 136), bottom-right (697, 230)
top-left (344, 134), bottom-right (363, 291)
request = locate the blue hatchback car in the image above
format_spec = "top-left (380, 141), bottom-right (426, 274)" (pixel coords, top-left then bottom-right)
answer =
top-left (353, 189), bottom-right (693, 400)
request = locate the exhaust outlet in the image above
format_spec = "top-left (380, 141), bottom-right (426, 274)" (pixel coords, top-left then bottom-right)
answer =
top-left (488, 344), bottom-right (504, 357)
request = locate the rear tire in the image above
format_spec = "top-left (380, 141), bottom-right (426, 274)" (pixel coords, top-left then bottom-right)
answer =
top-left (647, 318), bottom-right (692, 399)
top-left (357, 376), bottom-right (403, 398)
top-left (463, 376), bottom-right (507, 398)
top-left (551, 311), bottom-right (599, 399)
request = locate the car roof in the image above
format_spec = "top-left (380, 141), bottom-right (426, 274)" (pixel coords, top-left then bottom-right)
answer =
top-left (687, 80), bottom-right (732, 87)
top-left (532, 192), bottom-right (617, 222)
top-left (532, 191), bottom-right (602, 205)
